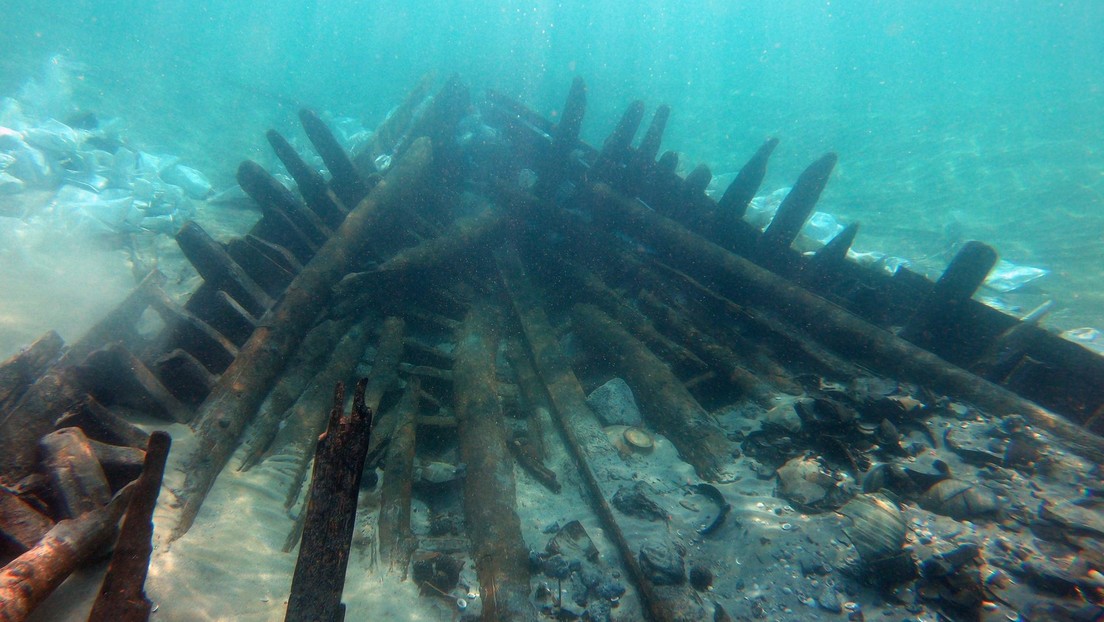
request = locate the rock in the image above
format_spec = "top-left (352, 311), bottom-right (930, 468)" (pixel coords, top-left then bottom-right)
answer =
top-left (763, 399), bottom-right (803, 433)
top-left (776, 455), bottom-right (847, 511)
top-left (689, 564), bottom-right (713, 591)
top-left (639, 541), bottom-right (685, 585)
top-left (547, 519), bottom-right (599, 564)
top-left (612, 482), bottom-right (666, 522)
top-left (586, 378), bottom-right (643, 427)
top-left (161, 163), bottom-right (213, 199)
top-left (594, 579), bottom-right (625, 601)
top-left (816, 586), bottom-right (843, 613)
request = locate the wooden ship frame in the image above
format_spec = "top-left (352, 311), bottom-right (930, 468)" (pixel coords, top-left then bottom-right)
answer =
top-left (1, 74), bottom-right (1103, 621)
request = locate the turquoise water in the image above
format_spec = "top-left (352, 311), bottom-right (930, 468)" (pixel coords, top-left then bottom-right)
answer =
top-left (2, 1), bottom-right (1103, 326)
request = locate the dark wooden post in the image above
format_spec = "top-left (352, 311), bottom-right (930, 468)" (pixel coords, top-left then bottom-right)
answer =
top-left (87, 431), bottom-right (171, 622)
top-left (285, 380), bottom-right (374, 622)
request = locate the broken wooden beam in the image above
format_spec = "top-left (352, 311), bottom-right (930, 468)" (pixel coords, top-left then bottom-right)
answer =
top-left (285, 380), bottom-right (374, 622)
top-left (87, 431), bottom-right (170, 622)
top-left (899, 240), bottom-right (998, 356)
top-left (378, 378), bottom-right (419, 572)
top-left (453, 302), bottom-right (534, 621)
top-left (171, 138), bottom-right (430, 542)
top-left (572, 303), bottom-right (734, 480)
top-left (54, 396), bottom-right (150, 450)
top-left (0, 366), bottom-right (86, 484)
top-left (0, 484), bottom-right (133, 622)
top-left (300, 108), bottom-right (372, 209)
top-left (238, 317), bottom-right (357, 472)
top-left (259, 317), bottom-right (377, 511)
top-left (497, 244), bottom-right (688, 622)
top-left (717, 137), bottom-right (778, 222)
top-left (588, 182), bottom-right (1104, 464)
top-left (757, 152), bottom-right (837, 262)
top-left (176, 220), bottom-right (275, 317)
top-left (267, 129), bottom-right (348, 229)
top-left (39, 428), bottom-right (112, 519)
top-left (0, 330), bottom-right (64, 414)
top-left (0, 488), bottom-right (53, 559)
top-left (75, 344), bottom-right (192, 423)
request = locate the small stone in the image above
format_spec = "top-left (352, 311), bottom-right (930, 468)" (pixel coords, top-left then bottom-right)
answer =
top-left (817, 587), bottom-right (843, 613)
top-left (639, 542), bottom-right (685, 586)
top-left (586, 378), bottom-right (643, 427)
top-left (689, 565), bottom-right (713, 591)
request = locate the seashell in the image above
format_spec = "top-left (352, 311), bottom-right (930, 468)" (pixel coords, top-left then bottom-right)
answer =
top-left (623, 426), bottom-right (655, 452)
top-left (919, 479), bottom-right (1000, 520)
top-left (839, 493), bottom-right (907, 563)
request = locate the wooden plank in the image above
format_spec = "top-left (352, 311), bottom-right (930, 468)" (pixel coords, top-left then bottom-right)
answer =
top-left (453, 302), bottom-right (534, 621)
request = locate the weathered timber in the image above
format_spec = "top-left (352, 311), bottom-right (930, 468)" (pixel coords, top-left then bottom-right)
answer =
top-left (227, 236), bottom-right (297, 298)
top-left (508, 437), bottom-right (560, 493)
top-left (0, 484), bottom-right (133, 622)
top-left (572, 303), bottom-right (733, 479)
top-left (803, 220), bottom-right (860, 289)
top-left (757, 153), bottom-right (838, 260)
top-left (171, 138), bottom-right (430, 541)
top-left (176, 220), bottom-right (275, 317)
top-left (285, 380), bottom-right (373, 622)
top-left (0, 488), bottom-right (53, 557)
top-left (899, 240), bottom-right (998, 356)
top-left (238, 159), bottom-right (331, 247)
top-left (249, 198), bottom-right (320, 264)
top-left (0, 366), bottom-right (85, 484)
top-left (629, 105), bottom-right (671, 177)
top-left (589, 182), bottom-right (1104, 463)
top-left (264, 317), bottom-right (378, 510)
top-left (300, 108), bottom-right (372, 210)
top-left (280, 316), bottom-right (399, 517)
top-left (648, 260), bottom-right (869, 383)
top-left (592, 100), bottom-right (646, 187)
top-left (557, 259), bottom-right (708, 374)
top-left (453, 303), bottom-right (534, 622)
top-left (189, 289), bottom-right (258, 347)
top-left (148, 285), bottom-right (239, 374)
top-left (85, 438), bottom-right (144, 493)
top-left (153, 349), bottom-right (216, 407)
top-left (377, 202), bottom-right (507, 273)
top-left (54, 396), bottom-right (150, 450)
top-left (239, 317), bottom-right (357, 472)
top-left (352, 72), bottom-right (436, 177)
top-left (635, 289), bottom-right (774, 404)
top-left (245, 233), bottom-right (305, 276)
top-left (378, 378), bottom-right (419, 572)
top-left (505, 340), bottom-right (551, 462)
top-left (0, 331), bottom-right (64, 414)
top-left (87, 431), bottom-right (170, 622)
top-left (973, 301), bottom-right (1052, 382)
top-left (717, 137), bottom-right (779, 222)
top-left (267, 129), bottom-right (347, 229)
top-left (75, 344), bottom-right (191, 423)
top-left (497, 245), bottom-right (690, 622)
top-left (535, 76), bottom-right (587, 196)
top-left (39, 428), bottom-right (112, 519)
